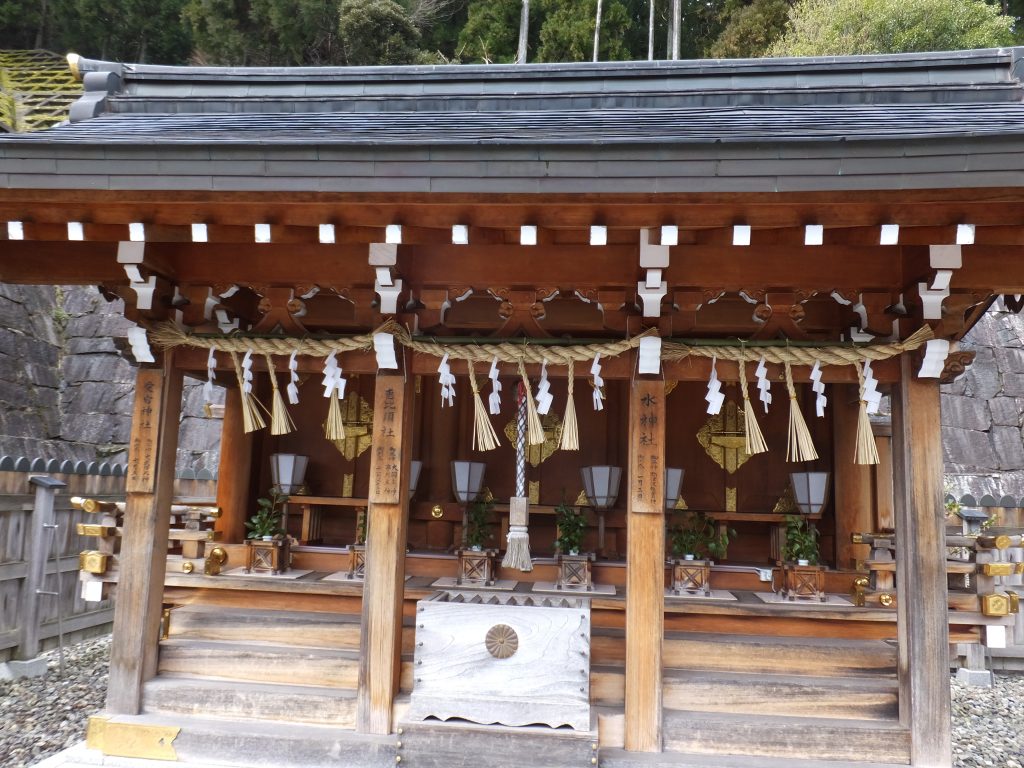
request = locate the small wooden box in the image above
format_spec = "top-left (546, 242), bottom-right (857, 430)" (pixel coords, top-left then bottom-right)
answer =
top-left (781, 562), bottom-right (826, 602)
top-left (347, 543), bottom-right (366, 580)
top-left (456, 548), bottom-right (497, 586)
top-left (671, 558), bottom-right (712, 596)
top-left (408, 591), bottom-right (591, 730)
top-left (244, 539), bottom-right (290, 575)
top-left (556, 553), bottom-right (594, 591)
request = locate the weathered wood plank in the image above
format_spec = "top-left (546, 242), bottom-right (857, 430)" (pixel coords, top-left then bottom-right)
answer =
top-left (107, 365), bottom-right (183, 715)
top-left (625, 377), bottom-right (665, 752)
top-left (214, 386), bottom-right (253, 544)
top-left (890, 355), bottom-right (951, 768)
top-left (357, 372), bottom-right (413, 735)
top-left (833, 388), bottom-right (874, 570)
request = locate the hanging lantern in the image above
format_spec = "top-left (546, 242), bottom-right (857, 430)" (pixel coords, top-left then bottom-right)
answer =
top-left (451, 461), bottom-right (486, 504)
top-left (580, 465), bottom-right (622, 510)
top-left (270, 453), bottom-right (308, 495)
top-left (789, 471), bottom-right (831, 515)
top-left (664, 468), bottom-right (685, 510)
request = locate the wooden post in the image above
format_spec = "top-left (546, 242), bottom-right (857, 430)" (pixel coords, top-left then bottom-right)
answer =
top-left (215, 385), bottom-right (253, 543)
top-left (833, 386), bottom-right (874, 569)
top-left (890, 355), bottom-right (951, 768)
top-left (106, 363), bottom-right (183, 714)
top-left (625, 377), bottom-right (664, 752)
top-left (357, 372), bottom-right (413, 734)
top-left (15, 476), bottom-right (66, 662)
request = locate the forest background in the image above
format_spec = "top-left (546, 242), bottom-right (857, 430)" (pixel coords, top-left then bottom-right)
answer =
top-left (1, 0), bottom-right (1023, 69)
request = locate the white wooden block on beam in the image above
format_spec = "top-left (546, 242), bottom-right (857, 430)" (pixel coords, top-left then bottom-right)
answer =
top-left (520, 225), bottom-right (537, 245)
top-left (375, 278), bottom-right (403, 315)
top-left (385, 224), bottom-right (402, 244)
top-left (590, 225), bottom-right (607, 246)
top-left (318, 224), bottom-right (335, 244)
top-left (660, 224), bottom-right (679, 246)
top-left (985, 624), bottom-right (1006, 649)
top-left (128, 222), bottom-right (146, 242)
top-left (117, 241), bottom-right (146, 283)
top-left (804, 224), bottom-right (823, 246)
top-left (452, 224), bottom-right (469, 245)
top-left (67, 222), bottom-right (84, 241)
top-left (732, 224), bottom-right (751, 246)
top-left (880, 224), bottom-right (900, 245)
top-left (637, 280), bottom-right (667, 318)
top-left (7, 221), bottom-right (24, 240)
top-left (956, 224), bottom-right (975, 245)
top-left (369, 242), bottom-right (398, 266)
top-left (190, 223), bottom-right (208, 242)
top-left (639, 228), bottom-right (669, 268)
top-left (929, 244), bottom-right (962, 270)
top-left (254, 223), bottom-right (271, 243)
top-left (917, 281), bottom-right (949, 320)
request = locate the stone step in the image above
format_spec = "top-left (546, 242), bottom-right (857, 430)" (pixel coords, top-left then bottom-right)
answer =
top-left (662, 670), bottom-right (899, 721)
top-left (600, 747), bottom-right (911, 768)
top-left (143, 677), bottom-right (357, 727)
top-left (661, 711), bottom-right (910, 764)
top-left (165, 605), bottom-right (366, 651)
top-left (661, 632), bottom-right (897, 678)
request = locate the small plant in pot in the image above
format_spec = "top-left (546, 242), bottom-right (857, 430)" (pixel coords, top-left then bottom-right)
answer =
top-left (246, 488), bottom-right (287, 541)
top-left (783, 514), bottom-right (820, 565)
top-left (465, 498), bottom-right (494, 551)
top-left (668, 512), bottom-right (734, 561)
top-left (555, 499), bottom-right (588, 556)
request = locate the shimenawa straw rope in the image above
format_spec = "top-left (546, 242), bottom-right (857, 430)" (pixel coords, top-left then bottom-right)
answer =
top-left (518, 361), bottom-right (545, 446)
top-left (559, 364), bottom-right (580, 451)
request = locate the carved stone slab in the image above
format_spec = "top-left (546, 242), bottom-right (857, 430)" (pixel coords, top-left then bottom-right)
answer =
top-left (407, 591), bottom-right (591, 730)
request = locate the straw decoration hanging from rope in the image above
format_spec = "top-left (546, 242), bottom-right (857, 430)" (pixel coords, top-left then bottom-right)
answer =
top-left (737, 359), bottom-right (768, 456)
top-left (264, 354), bottom-right (296, 436)
top-left (559, 364), bottom-right (580, 451)
top-left (854, 361), bottom-right (881, 466)
top-left (229, 351), bottom-right (266, 433)
top-left (784, 362), bottom-right (818, 462)
top-left (322, 352), bottom-right (346, 441)
top-left (517, 361), bottom-right (545, 446)
top-left (467, 361), bottom-right (500, 452)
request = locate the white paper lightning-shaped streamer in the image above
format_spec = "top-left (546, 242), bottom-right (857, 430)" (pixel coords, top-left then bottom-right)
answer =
top-left (705, 356), bottom-right (724, 415)
top-left (241, 350), bottom-right (255, 394)
top-left (862, 361), bottom-right (882, 415)
top-left (287, 350), bottom-right (300, 405)
top-left (322, 352), bottom-right (346, 440)
top-left (535, 361), bottom-right (553, 415)
top-left (810, 360), bottom-right (827, 418)
top-left (488, 356), bottom-right (502, 415)
top-left (591, 354), bottom-right (605, 411)
top-left (203, 348), bottom-right (217, 407)
top-left (438, 353), bottom-right (456, 407)
top-left (755, 355), bottom-right (772, 413)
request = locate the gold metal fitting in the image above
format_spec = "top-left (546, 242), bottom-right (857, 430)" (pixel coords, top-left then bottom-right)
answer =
top-left (982, 562), bottom-right (1014, 577)
top-left (1016, 563), bottom-right (1024, 575)
top-left (982, 593), bottom-right (1011, 617)
top-left (182, 561), bottom-right (194, 574)
top-left (79, 550), bottom-right (109, 574)
top-left (993, 535), bottom-right (1012, 550)
top-left (851, 576), bottom-right (869, 608)
top-left (851, 533), bottom-right (864, 545)
top-left (1008, 592), bottom-right (1019, 614)
top-left (879, 593), bottom-right (895, 608)
top-left (77, 523), bottom-right (115, 537)
top-left (431, 505), bottom-right (444, 519)
top-left (66, 53), bottom-right (82, 81)
top-left (204, 546), bottom-right (228, 576)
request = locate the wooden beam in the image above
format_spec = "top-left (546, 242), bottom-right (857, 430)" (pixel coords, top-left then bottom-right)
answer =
top-left (0, 241), bottom-right (123, 284)
top-left (214, 386), bottom-right (253, 543)
top-left (890, 356), bottom-right (951, 768)
top-left (832, 386), bottom-right (874, 570)
top-left (625, 376), bottom-right (665, 752)
top-left (356, 370), bottom-right (413, 734)
top-left (106, 363), bottom-right (183, 714)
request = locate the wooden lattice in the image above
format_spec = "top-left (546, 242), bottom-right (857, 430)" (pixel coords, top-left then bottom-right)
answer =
top-left (0, 50), bottom-right (81, 132)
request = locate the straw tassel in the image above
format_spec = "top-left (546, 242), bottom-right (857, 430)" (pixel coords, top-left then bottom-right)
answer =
top-left (467, 361), bottom-right (500, 451)
top-left (264, 354), bottom-right (295, 436)
top-left (502, 496), bottom-right (533, 572)
top-left (559, 364), bottom-right (579, 451)
top-left (518, 361), bottom-right (545, 446)
top-left (230, 351), bottom-right (266, 433)
top-left (854, 361), bottom-right (881, 465)
top-left (324, 391), bottom-right (345, 440)
top-left (784, 362), bottom-right (818, 462)
top-left (738, 359), bottom-right (768, 456)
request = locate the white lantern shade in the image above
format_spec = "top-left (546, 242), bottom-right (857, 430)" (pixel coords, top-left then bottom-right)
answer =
top-left (270, 453), bottom-right (308, 494)
top-left (581, 465), bottom-right (622, 510)
top-left (664, 468), bottom-right (684, 509)
top-left (409, 460), bottom-right (422, 499)
top-left (451, 461), bottom-right (486, 504)
top-left (790, 471), bottom-right (830, 515)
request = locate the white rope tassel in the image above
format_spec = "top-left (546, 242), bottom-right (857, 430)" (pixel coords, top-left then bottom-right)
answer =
top-left (738, 359), bottom-right (768, 456)
top-left (502, 497), bottom-right (533, 572)
top-left (784, 362), bottom-right (818, 462)
top-left (854, 361), bottom-right (881, 465)
top-left (518, 361), bottom-right (545, 446)
top-left (559, 364), bottom-right (580, 451)
top-left (467, 361), bottom-right (500, 452)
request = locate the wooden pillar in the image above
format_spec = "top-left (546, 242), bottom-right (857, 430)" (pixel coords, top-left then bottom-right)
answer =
top-left (890, 355), bottom-right (951, 768)
top-left (833, 386), bottom-right (874, 569)
top-left (356, 371), bottom-right (413, 734)
top-left (107, 362), bottom-right (183, 714)
top-left (624, 377), bottom-right (664, 752)
top-left (215, 386), bottom-right (253, 543)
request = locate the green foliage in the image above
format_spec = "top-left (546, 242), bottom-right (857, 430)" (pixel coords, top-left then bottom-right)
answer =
top-left (555, 499), bottom-right (588, 554)
top-left (246, 488), bottom-right (288, 539)
top-left (458, 0), bottom-right (536, 63)
top-left (338, 0), bottom-right (422, 64)
top-left (783, 514), bottom-right (819, 564)
top-left (768, 0), bottom-right (1014, 57)
top-left (535, 0), bottom-right (631, 62)
top-left (708, 0), bottom-right (790, 58)
top-left (465, 498), bottom-right (494, 549)
top-left (668, 511), bottom-right (734, 560)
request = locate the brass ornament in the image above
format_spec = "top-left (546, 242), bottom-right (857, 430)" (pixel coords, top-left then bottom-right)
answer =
top-left (504, 411), bottom-right (563, 467)
top-left (772, 485), bottom-right (799, 516)
top-left (79, 551), bottom-right (109, 575)
top-left (673, 495), bottom-right (688, 511)
top-left (529, 481), bottom-right (540, 504)
top-left (431, 505), bottom-right (444, 519)
top-left (982, 562), bottom-right (1014, 577)
top-left (575, 489), bottom-right (590, 506)
top-left (343, 473), bottom-right (354, 498)
top-left (725, 487), bottom-right (737, 512)
top-left (879, 593), bottom-right (895, 608)
top-left (696, 400), bottom-right (750, 474)
top-left (331, 393), bottom-right (375, 461)
top-left (181, 561), bottom-right (194, 574)
top-left (982, 593), bottom-right (1011, 617)
top-left (665, 381), bottom-right (679, 396)
top-left (485, 624), bottom-right (519, 659)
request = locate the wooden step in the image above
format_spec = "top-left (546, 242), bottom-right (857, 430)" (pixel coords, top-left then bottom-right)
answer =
top-left (166, 605), bottom-right (365, 650)
top-left (662, 711), bottom-right (910, 763)
top-left (396, 718), bottom-right (598, 768)
top-left (662, 632), bottom-right (897, 678)
top-left (143, 677), bottom-right (358, 727)
top-left (600, 747), bottom-right (911, 768)
top-left (158, 638), bottom-right (362, 689)
top-left (662, 670), bottom-right (898, 721)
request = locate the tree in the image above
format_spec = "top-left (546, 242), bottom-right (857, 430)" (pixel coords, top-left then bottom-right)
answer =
top-left (708, 0), bottom-right (790, 58)
top-left (458, 0), bottom-right (540, 62)
top-left (768, 0), bottom-right (1014, 57)
top-left (536, 0), bottom-right (631, 62)
top-left (338, 0), bottom-right (421, 64)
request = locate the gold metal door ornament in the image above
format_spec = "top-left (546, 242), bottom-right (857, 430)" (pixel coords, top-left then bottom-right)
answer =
top-left (331, 393), bottom-right (374, 460)
top-left (504, 411), bottom-right (563, 466)
top-left (696, 400), bottom-right (750, 474)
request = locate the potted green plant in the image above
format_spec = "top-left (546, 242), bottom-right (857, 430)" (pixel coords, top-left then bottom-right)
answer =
top-left (465, 498), bottom-right (494, 551)
top-left (783, 514), bottom-right (820, 565)
top-left (243, 489), bottom-right (290, 575)
top-left (245, 489), bottom-right (287, 541)
top-left (667, 512), bottom-right (735, 596)
top-left (554, 499), bottom-right (593, 591)
top-left (779, 515), bottom-right (825, 601)
top-left (456, 499), bottom-right (497, 586)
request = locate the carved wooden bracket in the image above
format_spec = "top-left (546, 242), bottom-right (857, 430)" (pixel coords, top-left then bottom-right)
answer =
top-left (938, 350), bottom-right (976, 384)
top-left (749, 292), bottom-right (810, 340)
top-left (490, 287), bottom-right (557, 337)
top-left (249, 285), bottom-right (308, 334)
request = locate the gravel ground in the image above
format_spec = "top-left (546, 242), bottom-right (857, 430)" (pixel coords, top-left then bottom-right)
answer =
top-left (1, 634), bottom-right (1022, 767)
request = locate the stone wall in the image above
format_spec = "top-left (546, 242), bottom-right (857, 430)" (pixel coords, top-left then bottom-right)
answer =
top-left (0, 284), bottom-right (222, 475)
